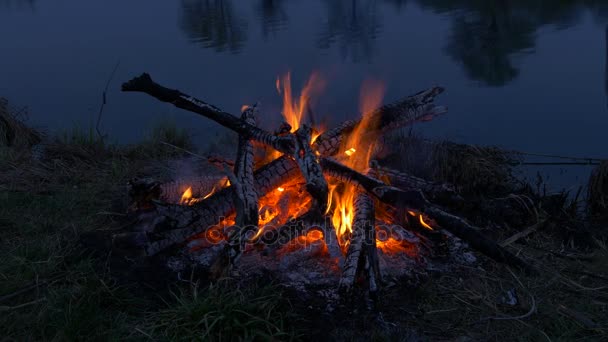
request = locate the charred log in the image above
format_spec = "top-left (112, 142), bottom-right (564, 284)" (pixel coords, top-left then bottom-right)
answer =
top-left (293, 124), bottom-right (329, 214)
top-left (339, 191), bottom-right (375, 295)
top-left (209, 106), bottom-right (260, 278)
top-left (313, 87), bottom-right (447, 156)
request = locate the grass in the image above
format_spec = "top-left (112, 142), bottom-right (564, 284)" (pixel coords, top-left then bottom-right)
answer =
top-left (1, 106), bottom-right (607, 340)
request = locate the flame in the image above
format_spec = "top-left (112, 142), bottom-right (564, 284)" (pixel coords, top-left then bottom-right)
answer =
top-left (277, 187), bottom-right (285, 192)
top-left (376, 237), bottom-right (418, 257)
top-left (327, 79), bottom-right (386, 247)
top-left (241, 104), bottom-right (250, 112)
top-left (419, 215), bottom-right (433, 230)
top-left (276, 72), bottom-right (325, 133)
top-left (180, 187), bottom-right (194, 205)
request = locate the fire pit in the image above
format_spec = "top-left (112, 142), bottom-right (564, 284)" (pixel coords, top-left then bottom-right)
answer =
top-left (108, 72), bottom-right (535, 303)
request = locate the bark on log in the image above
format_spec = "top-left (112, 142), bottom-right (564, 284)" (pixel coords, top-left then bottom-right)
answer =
top-left (293, 124), bottom-right (329, 213)
top-left (319, 158), bottom-right (535, 272)
top-left (209, 106), bottom-right (260, 278)
top-left (313, 87), bottom-right (447, 156)
top-left (113, 156), bottom-right (301, 255)
top-left (339, 191), bottom-right (375, 295)
top-left (423, 206), bottom-right (537, 274)
top-left (368, 162), bottom-right (461, 203)
top-left (118, 73), bottom-right (446, 255)
top-left (320, 157), bottom-right (429, 208)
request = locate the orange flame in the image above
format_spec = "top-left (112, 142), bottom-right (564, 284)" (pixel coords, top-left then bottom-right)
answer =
top-left (327, 79), bottom-right (386, 246)
top-left (276, 72), bottom-right (325, 133)
top-left (180, 187), bottom-right (193, 205)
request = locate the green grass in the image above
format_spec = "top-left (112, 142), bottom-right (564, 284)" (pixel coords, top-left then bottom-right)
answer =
top-left (142, 281), bottom-right (299, 341)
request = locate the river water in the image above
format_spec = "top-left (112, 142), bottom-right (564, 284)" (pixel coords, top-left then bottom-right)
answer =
top-left (2, 0), bottom-right (607, 190)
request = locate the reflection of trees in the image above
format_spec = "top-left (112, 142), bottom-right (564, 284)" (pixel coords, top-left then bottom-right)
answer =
top-left (0, 0), bottom-right (36, 10)
top-left (255, 0), bottom-right (288, 37)
top-left (317, 0), bottom-right (382, 63)
top-left (179, 0), bottom-right (248, 53)
top-left (417, 0), bottom-right (608, 86)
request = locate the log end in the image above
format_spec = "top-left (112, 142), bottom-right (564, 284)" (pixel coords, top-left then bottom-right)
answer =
top-left (121, 73), bottom-right (154, 92)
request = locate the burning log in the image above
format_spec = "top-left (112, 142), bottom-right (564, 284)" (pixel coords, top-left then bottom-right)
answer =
top-left (209, 106), bottom-right (260, 278)
top-left (122, 73), bottom-right (446, 159)
top-left (320, 157), bottom-right (429, 208)
top-left (320, 157), bottom-right (535, 273)
top-left (292, 124), bottom-right (329, 213)
top-left (369, 161), bottom-right (461, 203)
top-left (114, 156), bottom-right (301, 256)
top-left (313, 86), bottom-right (447, 156)
top-left (339, 191), bottom-right (376, 296)
top-left (117, 74), bottom-right (446, 256)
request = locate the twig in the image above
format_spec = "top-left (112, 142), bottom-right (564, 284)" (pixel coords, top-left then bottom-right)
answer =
top-left (0, 298), bottom-right (47, 312)
top-left (500, 220), bottom-right (545, 247)
top-left (159, 141), bottom-right (206, 160)
top-left (557, 304), bottom-right (602, 330)
top-left (96, 60), bottom-right (121, 139)
top-left (0, 273), bottom-right (64, 303)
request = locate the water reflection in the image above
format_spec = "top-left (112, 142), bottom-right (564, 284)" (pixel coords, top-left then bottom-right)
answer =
top-left (255, 0), bottom-right (288, 37)
top-left (418, 0), bottom-right (608, 86)
top-left (179, 0), bottom-right (248, 53)
top-left (0, 0), bottom-right (36, 10)
top-left (317, 0), bottom-right (381, 63)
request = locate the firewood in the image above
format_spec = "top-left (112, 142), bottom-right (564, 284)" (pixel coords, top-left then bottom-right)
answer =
top-left (339, 191), bottom-right (375, 295)
top-left (423, 206), bottom-right (537, 274)
top-left (292, 124), bottom-right (329, 213)
top-left (209, 106), bottom-right (260, 278)
top-left (320, 157), bottom-right (536, 273)
top-left (368, 161), bottom-right (461, 203)
top-left (118, 74), bottom-right (446, 256)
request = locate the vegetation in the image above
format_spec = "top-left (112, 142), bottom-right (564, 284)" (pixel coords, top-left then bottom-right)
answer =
top-left (1, 103), bottom-right (607, 340)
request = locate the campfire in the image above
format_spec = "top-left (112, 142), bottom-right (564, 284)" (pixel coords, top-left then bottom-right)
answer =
top-left (114, 72), bottom-right (535, 301)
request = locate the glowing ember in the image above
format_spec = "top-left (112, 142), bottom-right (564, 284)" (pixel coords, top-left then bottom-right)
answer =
top-left (376, 237), bottom-right (418, 257)
top-left (277, 187), bottom-right (285, 192)
top-left (306, 228), bottom-right (324, 241)
top-left (180, 187), bottom-right (193, 205)
top-left (419, 215), bottom-right (433, 230)
top-left (344, 148), bottom-right (356, 156)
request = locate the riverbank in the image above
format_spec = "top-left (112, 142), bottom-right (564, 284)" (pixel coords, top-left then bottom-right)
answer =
top-left (1, 102), bottom-right (607, 340)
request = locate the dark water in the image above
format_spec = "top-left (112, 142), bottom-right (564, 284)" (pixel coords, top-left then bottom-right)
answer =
top-left (2, 0), bottom-right (608, 189)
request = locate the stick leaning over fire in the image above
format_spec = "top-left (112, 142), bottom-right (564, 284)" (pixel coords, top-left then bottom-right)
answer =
top-left (119, 73), bottom-right (534, 273)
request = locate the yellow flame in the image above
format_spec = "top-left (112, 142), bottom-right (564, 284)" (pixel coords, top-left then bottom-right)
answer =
top-left (419, 215), bottom-right (433, 230)
top-left (344, 148), bottom-right (356, 157)
top-left (327, 79), bottom-right (386, 245)
top-left (180, 187), bottom-right (193, 205)
top-left (277, 187), bottom-right (285, 192)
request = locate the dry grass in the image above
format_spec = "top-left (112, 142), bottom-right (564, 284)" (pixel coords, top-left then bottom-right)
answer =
top-left (588, 161), bottom-right (608, 223)
top-left (1, 114), bottom-right (607, 341)
top-left (382, 132), bottom-right (522, 196)
top-left (0, 98), bottom-right (42, 149)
